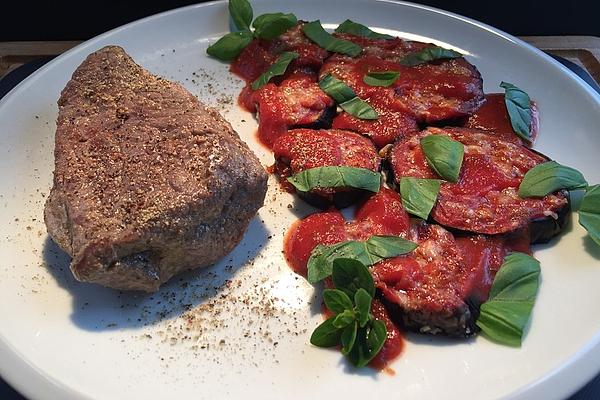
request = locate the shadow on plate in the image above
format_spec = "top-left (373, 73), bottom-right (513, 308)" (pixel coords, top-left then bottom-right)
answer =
top-left (404, 331), bottom-right (476, 347)
top-left (535, 213), bottom-right (600, 260)
top-left (41, 215), bottom-right (270, 332)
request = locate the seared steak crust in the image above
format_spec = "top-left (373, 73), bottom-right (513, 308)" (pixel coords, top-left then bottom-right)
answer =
top-left (44, 46), bottom-right (267, 292)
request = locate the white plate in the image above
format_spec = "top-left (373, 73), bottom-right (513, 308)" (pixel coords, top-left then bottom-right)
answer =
top-left (1, 1), bottom-right (600, 399)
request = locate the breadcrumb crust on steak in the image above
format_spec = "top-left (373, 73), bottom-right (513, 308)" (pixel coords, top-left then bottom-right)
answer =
top-left (44, 46), bottom-right (267, 292)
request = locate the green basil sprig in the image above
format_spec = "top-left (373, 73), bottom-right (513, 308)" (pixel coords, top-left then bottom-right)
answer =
top-left (400, 46), bottom-right (462, 67)
top-left (319, 74), bottom-right (378, 120)
top-left (207, 0), bottom-right (298, 61)
top-left (476, 252), bottom-right (540, 347)
top-left (206, 30), bottom-right (254, 61)
top-left (399, 177), bottom-right (441, 220)
top-left (363, 71), bottom-right (400, 87)
top-left (310, 258), bottom-right (387, 367)
top-left (287, 166), bottom-right (381, 193)
top-left (228, 0), bottom-right (253, 31)
top-left (307, 235), bottom-right (418, 283)
top-left (302, 20), bottom-right (362, 57)
top-left (518, 161), bottom-right (588, 198)
top-left (420, 135), bottom-right (465, 183)
top-left (500, 82), bottom-right (532, 142)
top-left (334, 19), bottom-right (394, 40)
top-left (251, 51), bottom-right (298, 90)
top-left (579, 184), bottom-right (600, 246)
top-left (252, 12), bottom-right (298, 40)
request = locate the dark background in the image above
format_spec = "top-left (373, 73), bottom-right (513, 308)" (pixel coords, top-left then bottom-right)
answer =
top-left (1, 0), bottom-right (600, 40)
top-left (1, 1), bottom-right (600, 399)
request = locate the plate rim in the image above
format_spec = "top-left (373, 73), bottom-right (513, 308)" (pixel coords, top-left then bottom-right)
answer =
top-left (1, 1), bottom-right (599, 399)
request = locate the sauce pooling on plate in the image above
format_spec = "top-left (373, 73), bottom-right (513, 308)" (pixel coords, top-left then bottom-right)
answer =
top-left (464, 93), bottom-right (539, 144)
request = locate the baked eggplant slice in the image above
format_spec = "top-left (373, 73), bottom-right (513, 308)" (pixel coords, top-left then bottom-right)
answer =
top-left (319, 41), bottom-right (485, 124)
top-left (273, 128), bottom-right (381, 208)
top-left (252, 73), bottom-right (335, 147)
top-left (387, 127), bottom-right (570, 243)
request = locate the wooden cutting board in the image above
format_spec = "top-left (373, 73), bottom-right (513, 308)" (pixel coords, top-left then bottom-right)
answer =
top-left (1, 36), bottom-right (600, 83)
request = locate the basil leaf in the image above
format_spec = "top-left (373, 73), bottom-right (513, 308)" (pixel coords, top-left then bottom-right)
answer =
top-left (319, 73), bottom-right (356, 103)
top-left (310, 317), bottom-right (343, 347)
top-left (476, 252), bottom-right (540, 347)
top-left (306, 243), bottom-right (343, 284)
top-left (365, 320), bottom-right (387, 359)
top-left (302, 20), bottom-right (362, 57)
top-left (420, 135), bottom-right (465, 182)
top-left (306, 235), bottom-right (418, 283)
top-left (363, 71), bottom-right (400, 87)
top-left (251, 51), bottom-right (298, 90)
top-left (331, 258), bottom-right (375, 298)
top-left (341, 322), bottom-right (358, 355)
top-left (287, 166), bottom-right (381, 193)
top-left (487, 253), bottom-right (540, 299)
top-left (400, 46), bottom-right (462, 67)
top-left (518, 161), bottom-right (588, 198)
top-left (228, 0), bottom-right (253, 31)
top-left (354, 288), bottom-right (372, 328)
top-left (323, 289), bottom-right (353, 314)
top-left (348, 320), bottom-right (387, 367)
top-left (365, 235), bottom-right (418, 259)
top-left (318, 74), bottom-right (378, 120)
top-left (579, 184), bottom-right (600, 246)
top-left (334, 19), bottom-right (394, 40)
top-left (333, 309), bottom-right (356, 329)
top-left (206, 30), bottom-right (253, 61)
top-left (399, 177), bottom-right (441, 219)
top-left (339, 97), bottom-right (378, 120)
top-left (252, 12), bottom-right (298, 40)
top-left (500, 82), bottom-right (532, 142)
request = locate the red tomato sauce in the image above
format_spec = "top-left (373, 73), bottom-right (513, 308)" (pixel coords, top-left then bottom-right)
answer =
top-left (464, 93), bottom-right (539, 144)
top-left (230, 40), bottom-right (277, 82)
top-left (454, 230), bottom-right (531, 302)
top-left (369, 299), bottom-right (404, 372)
top-left (283, 211), bottom-right (346, 277)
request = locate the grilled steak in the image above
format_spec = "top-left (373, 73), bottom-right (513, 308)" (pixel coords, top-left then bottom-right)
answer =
top-left (273, 128), bottom-right (381, 208)
top-left (388, 127), bottom-right (569, 240)
top-left (44, 46), bottom-right (268, 292)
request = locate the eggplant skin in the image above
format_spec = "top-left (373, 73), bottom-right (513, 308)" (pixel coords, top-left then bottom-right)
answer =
top-left (380, 294), bottom-right (479, 338)
top-left (530, 190), bottom-right (571, 244)
top-left (296, 188), bottom-right (371, 210)
top-left (290, 105), bottom-right (336, 131)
